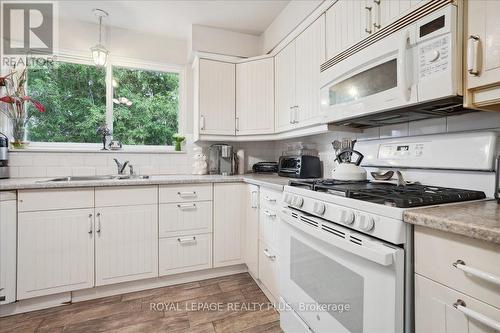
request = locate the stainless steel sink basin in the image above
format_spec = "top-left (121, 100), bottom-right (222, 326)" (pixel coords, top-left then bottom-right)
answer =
top-left (39, 175), bottom-right (150, 183)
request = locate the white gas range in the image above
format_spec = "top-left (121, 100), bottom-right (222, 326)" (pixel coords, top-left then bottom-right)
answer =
top-left (278, 132), bottom-right (498, 333)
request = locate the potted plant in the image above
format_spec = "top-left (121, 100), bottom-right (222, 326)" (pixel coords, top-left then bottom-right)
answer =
top-left (172, 133), bottom-right (185, 152)
top-left (0, 68), bottom-right (45, 149)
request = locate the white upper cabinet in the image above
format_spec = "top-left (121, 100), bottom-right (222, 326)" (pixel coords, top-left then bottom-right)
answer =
top-left (326, 0), bottom-right (369, 59)
top-left (275, 41), bottom-right (297, 133)
top-left (236, 58), bottom-right (274, 135)
top-left (197, 59), bottom-right (236, 135)
top-left (326, 0), bottom-right (427, 60)
top-left (465, 0), bottom-right (500, 110)
top-left (295, 15), bottom-right (326, 127)
top-left (275, 15), bottom-right (326, 133)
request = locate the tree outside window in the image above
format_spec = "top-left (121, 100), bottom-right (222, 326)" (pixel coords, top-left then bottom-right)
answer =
top-left (26, 60), bottom-right (179, 146)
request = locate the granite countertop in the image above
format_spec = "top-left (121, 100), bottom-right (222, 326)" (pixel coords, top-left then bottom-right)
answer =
top-left (0, 173), bottom-right (290, 192)
top-left (404, 200), bottom-right (500, 244)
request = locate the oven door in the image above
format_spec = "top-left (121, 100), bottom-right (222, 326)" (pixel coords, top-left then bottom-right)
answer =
top-left (320, 26), bottom-right (418, 124)
top-left (279, 208), bottom-right (404, 333)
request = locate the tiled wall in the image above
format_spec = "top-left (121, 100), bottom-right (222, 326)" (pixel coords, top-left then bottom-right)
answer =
top-left (274, 112), bottom-right (500, 177)
top-left (8, 112), bottom-right (500, 178)
top-left (7, 139), bottom-right (279, 178)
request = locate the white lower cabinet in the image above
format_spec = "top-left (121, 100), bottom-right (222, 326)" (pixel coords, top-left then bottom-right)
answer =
top-left (415, 227), bottom-right (500, 333)
top-left (244, 184), bottom-right (260, 277)
top-left (213, 183), bottom-right (246, 268)
top-left (258, 240), bottom-right (279, 299)
top-left (95, 204), bottom-right (158, 286)
top-left (17, 208), bottom-right (95, 299)
top-left (415, 274), bottom-right (500, 333)
top-left (159, 234), bottom-right (212, 276)
top-left (159, 201), bottom-right (212, 237)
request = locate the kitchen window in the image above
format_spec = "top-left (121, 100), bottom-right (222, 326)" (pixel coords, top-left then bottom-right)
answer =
top-left (24, 56), bottom-right (183, 149)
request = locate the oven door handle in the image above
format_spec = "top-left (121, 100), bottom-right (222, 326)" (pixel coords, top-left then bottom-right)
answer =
top-left (281, 210), bottom-right (397, 266)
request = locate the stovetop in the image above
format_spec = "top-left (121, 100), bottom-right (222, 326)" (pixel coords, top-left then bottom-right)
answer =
top-left (288, 179), bottom-right (486, 208)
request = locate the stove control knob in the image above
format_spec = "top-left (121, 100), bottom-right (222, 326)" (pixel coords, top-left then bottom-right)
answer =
top-left (283, 194), bottom-right (292, 205)
top-left (340, 210), bottom-right (355, 225)
top-left (359, 216), bottom-right (375, 231)
top-left (294, 196), bottom-right (304, 208)
top-left (313, 202), bottom-right (326, 215)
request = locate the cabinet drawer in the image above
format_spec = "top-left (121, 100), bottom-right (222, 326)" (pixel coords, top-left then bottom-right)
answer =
top-left (159, 201), bottom-right (212, 237)
top-left (259, 206), bottom-right (279, 248)
top-left (159, 184), bottom-right (212, 203)
top-left (95, 186), bottom-right (157, 207)
top-left (415, 226), bottom-right (500, 309)
top-left (159, 233), bottom-right (212, 276)
top-left (18, 188), bottom-right (94, 212)
top-left (258, 240), bottom-right (279, 299)
top-left (415, 274), bottom-right (500, 333)
top-left (259, 187), bottom-right (282, 209)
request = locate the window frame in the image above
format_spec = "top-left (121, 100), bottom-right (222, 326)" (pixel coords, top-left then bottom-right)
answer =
top-left (16, 52), bottom-right (186, 152)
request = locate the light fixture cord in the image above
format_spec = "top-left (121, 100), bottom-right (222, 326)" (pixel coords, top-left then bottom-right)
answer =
top-left (99, 16), bottom-right (102, 44)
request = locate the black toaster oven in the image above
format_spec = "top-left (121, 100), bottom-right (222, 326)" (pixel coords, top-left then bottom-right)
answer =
top-left (278, 155), bottom-right (321, 179)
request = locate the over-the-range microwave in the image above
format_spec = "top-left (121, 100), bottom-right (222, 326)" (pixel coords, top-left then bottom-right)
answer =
top-left (320, 4), bottom-right (468, 128)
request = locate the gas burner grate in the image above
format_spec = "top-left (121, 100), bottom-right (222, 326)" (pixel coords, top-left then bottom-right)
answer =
top-left (288, 179), bottom-right (486, 208)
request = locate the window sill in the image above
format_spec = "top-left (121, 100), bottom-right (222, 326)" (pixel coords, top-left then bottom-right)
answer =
top-left (9, 146), bottom-right (187, 154)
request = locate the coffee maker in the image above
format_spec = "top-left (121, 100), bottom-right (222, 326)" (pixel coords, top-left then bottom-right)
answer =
top-left (208, 144), bottom-right (237, 175)
top-left (0, 133), bottom-right (9, 179)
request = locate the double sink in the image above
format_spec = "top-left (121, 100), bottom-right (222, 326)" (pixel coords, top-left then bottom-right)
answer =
top-left (40, 175), bottom-right (150, 183)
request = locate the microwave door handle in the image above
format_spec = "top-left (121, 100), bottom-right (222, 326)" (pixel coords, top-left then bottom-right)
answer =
top-left (398, 30), bottom-right (411, 102)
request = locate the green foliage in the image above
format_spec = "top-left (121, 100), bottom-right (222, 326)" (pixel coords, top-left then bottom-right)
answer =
top-left (27, 62), bottom-right (106, 143)
top-left (112, 67), bottom-right (178, 145)
top-left (26, 61), bottom-right (179, 146)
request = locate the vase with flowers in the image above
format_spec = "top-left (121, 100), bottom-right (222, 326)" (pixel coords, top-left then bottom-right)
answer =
top-left (0, 68), bottom-right (46, 149)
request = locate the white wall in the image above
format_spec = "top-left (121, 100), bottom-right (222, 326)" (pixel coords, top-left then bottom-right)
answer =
top-left (260, 0), bottom-right (323, 53)
top-left (58, 18), bottom-right (188, 65)
top-left (191, 25), bottom-right (261, 58)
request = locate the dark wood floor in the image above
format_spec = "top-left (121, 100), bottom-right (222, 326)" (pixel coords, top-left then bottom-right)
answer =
top-left (0, 273), bottom-right (282, 333)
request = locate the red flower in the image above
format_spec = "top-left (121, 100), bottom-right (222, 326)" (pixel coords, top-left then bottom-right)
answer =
top-left (0, 96), bottom-right (15, 104)
top-left (23, 96), bottom-right (45, 113)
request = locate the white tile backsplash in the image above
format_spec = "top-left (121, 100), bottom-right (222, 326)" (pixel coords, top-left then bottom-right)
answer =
top-left (6, 112), bottom-right (500, 179)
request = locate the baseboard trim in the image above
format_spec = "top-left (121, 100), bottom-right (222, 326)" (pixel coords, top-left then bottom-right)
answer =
top-left (0, 264), bottom-right (247, 317)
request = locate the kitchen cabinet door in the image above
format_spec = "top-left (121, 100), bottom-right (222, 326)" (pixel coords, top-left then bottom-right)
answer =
top-left (326, 0), bottom-right (369, 60)
top-left (198, 59), bottom-right (236, 135)
top-left (244, 184), bottom-right (259, 277)
top-left (295, 15), bottom-right (326, 128)
top-left (213, 183), bottom-right (246, 268)
top-left (465, 0), bottom-right (500, 110)
top-left (275, 41), bottom-right (297, 133)
top-left (258, 240), bottom-right (279, 300)
top-left (236, 58), bottom-right (274, 135)
top-left (17, 209), bottom-right (95, 299)
top-left (0, 194), bottom-right (16, 304)
top-left (415, 274), bottom-right (500, 333)
top-left (95, 204), bottom-right (158, 286)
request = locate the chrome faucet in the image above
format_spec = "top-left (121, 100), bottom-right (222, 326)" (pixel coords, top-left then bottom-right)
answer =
top-left (113, 158), bottom-right (129, 175)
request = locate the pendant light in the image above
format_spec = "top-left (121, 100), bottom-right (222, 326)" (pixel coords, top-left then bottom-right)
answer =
top-left (91, 9), bottom-right (109, 67)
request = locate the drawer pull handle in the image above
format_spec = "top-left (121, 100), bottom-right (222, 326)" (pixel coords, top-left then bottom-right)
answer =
top-left (263, 248), bottom-right (276, 261)
top-left (177, 191), bottom-right (197, 198)
top-left (177, 203), bottom-right (197, 210)
top-left (453, 299), bottom-right (500, 330)
top-left (88, 213), bottom-right (93, 234)
top-left (178, 236), bottom-right (197, 244)
top-left (264, 196), bottom-right (276, 203)
top-left (96, 213), bottom-right (101, 233)
top-left (263, 210), bottom-right (277, 218)
top-left (453, 260), bottom-right (500, 286)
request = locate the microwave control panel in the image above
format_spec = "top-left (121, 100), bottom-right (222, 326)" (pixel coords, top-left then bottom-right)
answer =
top-left (419, 35), bottom-right (450, 79)
top-left (378, 143), bottom-right (428, 160)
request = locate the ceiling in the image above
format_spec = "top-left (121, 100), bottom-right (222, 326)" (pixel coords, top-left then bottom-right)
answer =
top-left (58, 0), bottom-right (290, 39)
